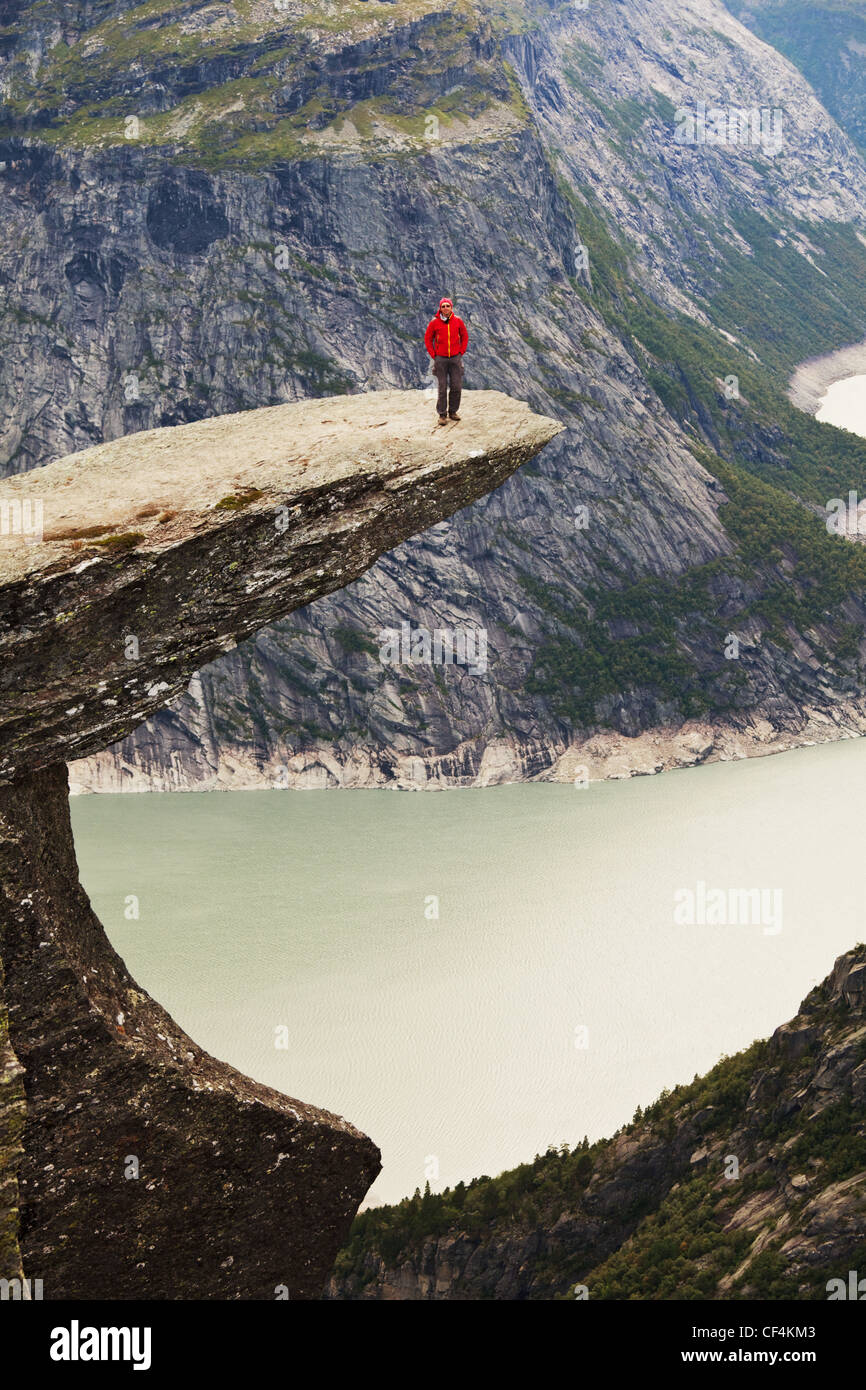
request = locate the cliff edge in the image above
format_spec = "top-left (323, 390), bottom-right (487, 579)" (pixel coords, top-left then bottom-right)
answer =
top-left (0, 389), bottom-right (560, 781)
top-left (0, 389), bottom-right (561, 1297)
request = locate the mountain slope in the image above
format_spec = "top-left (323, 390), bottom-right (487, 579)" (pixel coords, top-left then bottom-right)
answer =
top-left (329, 946), bottom-right (866, 1300)
top-left (4, 1), bottom-right (866, 788)
top-left (724, 0), bottom-right (866, 155)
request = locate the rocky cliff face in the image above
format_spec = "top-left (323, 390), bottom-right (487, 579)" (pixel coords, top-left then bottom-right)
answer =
top-left (4, 1), bottom-right (866, 791)
top-left (330, 946), bottom-right (866, 1300)
top-left (0, 388), bottom-right (557, 778)
top-left (724, 0), bottom-right (866, 155)
top-left (2, 762), bottom-right (380, 1299)
top-left (0, 391), bottom-right (557, 1295)
top-left (0, 952), bottom-right (25, 1288)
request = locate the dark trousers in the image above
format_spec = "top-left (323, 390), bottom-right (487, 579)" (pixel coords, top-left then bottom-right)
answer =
top-left (433, 355), bottom-right (464, 416)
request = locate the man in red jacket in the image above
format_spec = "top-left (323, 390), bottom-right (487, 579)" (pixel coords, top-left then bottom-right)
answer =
top-left (424, 297), bottom-right (468, 424)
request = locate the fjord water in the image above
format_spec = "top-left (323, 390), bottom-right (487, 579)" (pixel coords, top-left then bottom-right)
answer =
top-left (71, 738), bottom-right (866, 1207)
top-left (817, 373), bottom-right (866, 435)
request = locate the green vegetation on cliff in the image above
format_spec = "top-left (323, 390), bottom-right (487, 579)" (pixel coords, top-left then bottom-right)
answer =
top-left (333, 949), bottom-right (866, 1300)
top-left (517, 179), bottom-right (866, 730)
top-left (724, 1), bottom-right (866, 155)
top-left (0, 0), bottom-right (524, 167)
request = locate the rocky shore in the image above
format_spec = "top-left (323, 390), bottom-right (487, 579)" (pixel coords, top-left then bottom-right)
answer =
top-left (69, 697), bottom-right (866, 793)
top-left (788, 338), bottom-right (866, 417)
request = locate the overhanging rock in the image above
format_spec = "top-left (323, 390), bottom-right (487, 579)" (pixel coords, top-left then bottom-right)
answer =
top-left (0, 390), bottom-right (561, 781)
top-left (0, 389), bottom-right (561, 1297)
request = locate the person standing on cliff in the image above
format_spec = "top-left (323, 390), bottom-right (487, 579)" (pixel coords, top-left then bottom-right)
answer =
top-left (425, 297), bottom-right (468, 425)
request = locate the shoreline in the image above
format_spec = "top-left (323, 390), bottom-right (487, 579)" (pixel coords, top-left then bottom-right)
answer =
top-left (787, 336), bottom-right (866, 416)
top-left (69, 697), bottom-right (866, 794)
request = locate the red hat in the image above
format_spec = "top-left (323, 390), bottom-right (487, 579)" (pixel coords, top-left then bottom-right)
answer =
top-left (439, 297), bottom-right (453, 309)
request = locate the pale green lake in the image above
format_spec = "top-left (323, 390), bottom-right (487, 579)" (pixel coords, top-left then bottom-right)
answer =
top-left (71, 737), bottom-right (866, 1207)
top-left (817, 372), bottom-right (866, 436)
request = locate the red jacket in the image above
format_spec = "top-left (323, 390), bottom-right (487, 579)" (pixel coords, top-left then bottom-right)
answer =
top-left (425, 312), bottom-right (468, 358)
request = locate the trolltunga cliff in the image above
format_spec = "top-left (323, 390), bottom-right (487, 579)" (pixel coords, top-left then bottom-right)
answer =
top-left (0, 389), bottom-right (561, 1298)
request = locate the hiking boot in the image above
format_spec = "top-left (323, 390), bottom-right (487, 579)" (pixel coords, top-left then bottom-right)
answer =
top-left (449, 412), bottom-right (461, 421)
top-left (437, 415), bottom-right (448, 425)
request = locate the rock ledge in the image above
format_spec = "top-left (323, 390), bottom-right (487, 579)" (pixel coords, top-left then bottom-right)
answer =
top-left (0, 390), bottom-right (560, 1295)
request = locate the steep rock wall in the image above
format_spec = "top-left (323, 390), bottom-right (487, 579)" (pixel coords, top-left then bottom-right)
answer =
top-left (0, 389), bottom-right (559, 1294)
top-left (1, 762), bottom-right (378, 1299)
top-left (5, 1), bottom-right (866, 792)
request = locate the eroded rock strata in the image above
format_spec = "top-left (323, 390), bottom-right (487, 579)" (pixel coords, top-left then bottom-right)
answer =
top-left (0, 951), bottom-right (25, 1288)
top-left (0, 390), bottom-right (560, 1295)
